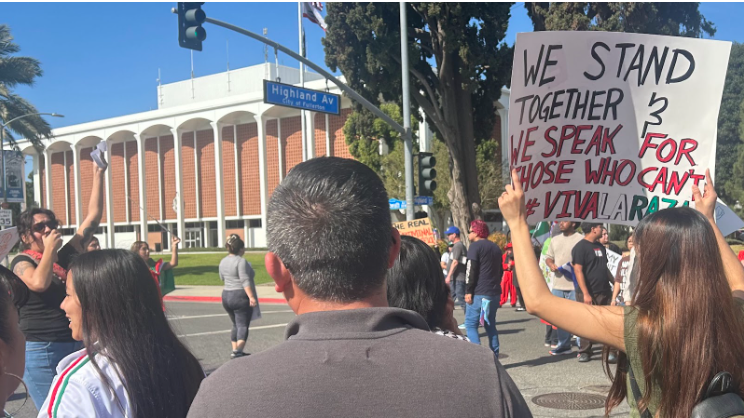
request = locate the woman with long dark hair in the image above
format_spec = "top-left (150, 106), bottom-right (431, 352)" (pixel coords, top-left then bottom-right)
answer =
top-left (220, 234), bottom-right (259, 359)
top-left (11, 164), bottom-right (105, 408)
top-left (0, 266), bottom-right (29, 417)
top-left (499, 169), bottom-right (744, 417)
top-left (38, 249), bottom-right (204, 417)
top-left (387, 235), bottom-right (466, 340)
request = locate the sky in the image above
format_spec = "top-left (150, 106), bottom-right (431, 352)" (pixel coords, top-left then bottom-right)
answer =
top-left (4, 2), bottom-right (743, 130)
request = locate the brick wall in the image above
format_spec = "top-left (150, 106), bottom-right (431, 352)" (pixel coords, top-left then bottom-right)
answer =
top-left (266, 120), bottom-right (280, 197)
top-left (145, 138), bottom-right (160, 219)
top-left (65, 151), bottom-right (76, 225)
top-left (51, 152), bottom-right (66, 224)
top-left (111, 143), bottom-right (126, 223)
top-left (78, 147), bottom-right (104, 223)
top-left (160, 136), bottom-right (176, 221)
top-left (226, 228), bottom-right (244, 241)
top-left (125, 141), bottom-right (140, 222)
top-left (237, 123), bottom-right (261, 215)
top-left (330, 108), bottom-right (353, 159)
top-left (181, 132), bottom-right (197, 219)
top-left (281, 116), bottom-right (303, 175)
top-left (196, 129), bottom-right (217, 218)
top-left (314, 112), bottom-right (326, 157)
top-left (221, 126), bottom-right (237, 217)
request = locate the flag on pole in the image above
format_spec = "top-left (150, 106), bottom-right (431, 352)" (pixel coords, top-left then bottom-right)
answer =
top-left (531, 221), bottom-right (552, 246)
top-left (302, 2), bottom-right (327, 31)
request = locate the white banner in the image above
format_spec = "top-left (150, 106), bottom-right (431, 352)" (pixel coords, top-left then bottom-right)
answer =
top-left (509, 32), bottom-right (731, 225)
top-left (606, 248), bottom-right (622, 277)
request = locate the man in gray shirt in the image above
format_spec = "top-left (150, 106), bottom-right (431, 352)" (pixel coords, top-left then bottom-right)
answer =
top-left (445, 226), bottom-right (467, 314)
top-left (187, 157), bottom-right (531, 418)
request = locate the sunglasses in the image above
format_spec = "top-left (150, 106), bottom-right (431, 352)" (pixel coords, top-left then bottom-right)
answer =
top-left (32, 220), bottom-right (59, 233)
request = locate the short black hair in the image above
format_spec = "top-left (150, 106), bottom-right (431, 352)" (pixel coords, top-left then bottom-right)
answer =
top-left (267, 157), bottom-right (392, 302)
top-left (581, 222), bottom-right (603, 233)
top-left (386, 236), bottom-right (448, 329)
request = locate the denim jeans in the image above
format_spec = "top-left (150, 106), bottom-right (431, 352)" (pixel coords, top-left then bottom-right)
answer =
top-left (24, 340), bottom-right (84, 408)
top-left (465, 295), bottom-right (499, 354)
top-left (450, 280), bottom-right (466, 314)
top-left (551, 289), bottom-right (576, 350)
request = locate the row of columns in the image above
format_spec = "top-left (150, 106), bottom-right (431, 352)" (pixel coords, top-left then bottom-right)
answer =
top-left (29, 108), bottom-right (339, 249)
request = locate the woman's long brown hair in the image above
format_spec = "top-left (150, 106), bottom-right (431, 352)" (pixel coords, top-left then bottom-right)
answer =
top-left (603, 207), bottom-right (744, 417)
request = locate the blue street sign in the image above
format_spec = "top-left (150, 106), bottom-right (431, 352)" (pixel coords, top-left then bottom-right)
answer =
top-left (389, 198), bottom-right (406, 210)
top-left (414, 196), bottom-right (433, 206)
top-left (263, 80), bottom-right (341, 115)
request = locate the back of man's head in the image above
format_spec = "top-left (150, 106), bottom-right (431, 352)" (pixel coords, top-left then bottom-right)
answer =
top-left (267, 157), bottom-right (391, 302)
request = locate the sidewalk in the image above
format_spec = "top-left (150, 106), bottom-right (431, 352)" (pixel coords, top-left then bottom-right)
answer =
top-left (163, 283), bottom-right (287, 304)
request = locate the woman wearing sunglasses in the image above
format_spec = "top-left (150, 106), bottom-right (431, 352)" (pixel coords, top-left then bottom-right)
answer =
top-left (10, 164), bottom-right (105, 409)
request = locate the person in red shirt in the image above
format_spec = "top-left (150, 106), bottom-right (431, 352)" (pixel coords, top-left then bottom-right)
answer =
top-left (501, 243), bottom-right (517, 307)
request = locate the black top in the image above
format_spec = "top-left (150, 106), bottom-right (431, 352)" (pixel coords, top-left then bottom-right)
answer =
top-left (606, 242), bottom-right (622, 255)
top-left (466, 239), bottom-right (503, 298)
top-left (571, 239), bottom-right (611, 294)
top-left (13, 241), bottom-right (79, 342)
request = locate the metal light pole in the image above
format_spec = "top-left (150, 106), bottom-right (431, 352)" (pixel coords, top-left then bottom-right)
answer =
top-left (400, 1), bottom-right (414, 221)
top-left (0, 112), bottom-right (64, 205)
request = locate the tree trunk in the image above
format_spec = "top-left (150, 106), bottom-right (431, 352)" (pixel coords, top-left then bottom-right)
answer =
top-left (436, 53), bottom-right (482, 248)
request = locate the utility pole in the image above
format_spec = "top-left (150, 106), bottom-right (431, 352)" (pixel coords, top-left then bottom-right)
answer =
top-left (400, 2), bottom-right (414, 221)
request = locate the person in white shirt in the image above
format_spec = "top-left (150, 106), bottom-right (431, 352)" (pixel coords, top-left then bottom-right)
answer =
top-left (38, 249), bottom-right (205, 418)
top-left (440, 244), bottom-right (452, 277)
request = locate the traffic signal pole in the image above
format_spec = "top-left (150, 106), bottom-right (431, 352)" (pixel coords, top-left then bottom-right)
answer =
top-left (399, 2), bottom-right (414, 221)
top-left (176, 8), bottom-right (415, 217)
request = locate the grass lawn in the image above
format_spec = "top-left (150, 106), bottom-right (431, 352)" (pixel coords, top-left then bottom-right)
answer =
top-left (157, 252), bottom-right (271, 286)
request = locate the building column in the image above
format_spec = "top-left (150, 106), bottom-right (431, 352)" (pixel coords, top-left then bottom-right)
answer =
top-left (71, 145), bottom-right (83, 228)
top-left (211, 122), bottom-right (226, 248)
top-left (254, 114), bottom-right (268, 236)
top-left (135, 134), bottom-right (148, 242)
top-left (43, 150), bottom-right (52, 211)
top-left (104, 141), bottom-right (115, 248)
top-left (170, 129), bottom-right (186, 247)
top-left (306, 111), bottom-right (315, 160)
top-left (497, 107), bottom-right (509, 185)
top-left (277, 118), bottom-right (284, 182)
top-left (32, 152), bottom-right (41, 207)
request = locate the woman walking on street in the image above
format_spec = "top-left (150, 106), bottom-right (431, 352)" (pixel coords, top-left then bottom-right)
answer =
top-left (38, 249), bottom-right (204, 417)
top-left (499, 169), bottom-right (744, 417)
top-left (220, 234), bottom-right (260, 359)
top-left (11, 164), bottom-right (105, 408)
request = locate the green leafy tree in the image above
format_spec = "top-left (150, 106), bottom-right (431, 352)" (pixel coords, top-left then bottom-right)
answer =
top-left (324, 3), bottom-right (513, 243)
top-left (718, 44), bottom-right (744, 205)
top-left (525, 3), bottom-right (715, 36)
top-left (0, 25), bottom-right (52, 150)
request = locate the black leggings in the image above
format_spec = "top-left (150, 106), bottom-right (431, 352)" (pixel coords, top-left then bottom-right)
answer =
top-left (222, 290), bottom-right (254, 342)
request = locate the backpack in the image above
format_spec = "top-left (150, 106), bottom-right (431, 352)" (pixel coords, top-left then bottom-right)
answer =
top-left (630, 366), bottom-right (744, 418)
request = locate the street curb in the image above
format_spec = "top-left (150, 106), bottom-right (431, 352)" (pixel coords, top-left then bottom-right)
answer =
top-left (163, 295), bottom-right (288, 304)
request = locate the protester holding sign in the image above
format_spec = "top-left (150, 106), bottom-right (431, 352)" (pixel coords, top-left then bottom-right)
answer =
top-left (611, 234), bottom-right (634, 307)
top-left (499, 168), bottom-right (744, 417)
top-left (600, 227), bottom-right (621, 255)
top-left (11, 164), bottom-right (105, 408)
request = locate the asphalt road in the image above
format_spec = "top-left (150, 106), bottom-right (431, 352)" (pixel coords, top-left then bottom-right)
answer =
top-left (8, 301), bottom-right (629, 417)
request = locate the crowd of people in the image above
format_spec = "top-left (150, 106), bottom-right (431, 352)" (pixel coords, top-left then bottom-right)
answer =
top-left (1, 157), bottom-right (744, 417)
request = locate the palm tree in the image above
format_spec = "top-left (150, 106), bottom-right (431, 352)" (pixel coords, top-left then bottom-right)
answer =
top-left (0, 24), bottom-right (52, 150)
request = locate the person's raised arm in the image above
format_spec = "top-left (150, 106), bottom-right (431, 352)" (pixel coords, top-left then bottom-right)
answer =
top-left (14, 230), bottom-right (63, 292)
top-left (70, 165), bottom-right (105, 253)
top-left (693, 169), bottom-right (744, 294)
top-left (162, 236), bottom-right (181, 271)
top-left (498, 169), bottom-right (624, 351)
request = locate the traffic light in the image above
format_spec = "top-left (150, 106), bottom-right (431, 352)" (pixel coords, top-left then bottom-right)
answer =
top-left (418, 152), bottom-right (437, 197)
top-left (177, 2), bottom-right (207, 51)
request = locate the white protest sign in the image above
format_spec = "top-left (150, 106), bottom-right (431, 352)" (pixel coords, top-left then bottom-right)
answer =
top-left (509, 32), bottom-right (731, 225)
top-left (606, 248), bottom-right (622, 277)
top-left (0, 227), bottom-right (18, 260)
top-left (713, 199), bottom-right (744, 237)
